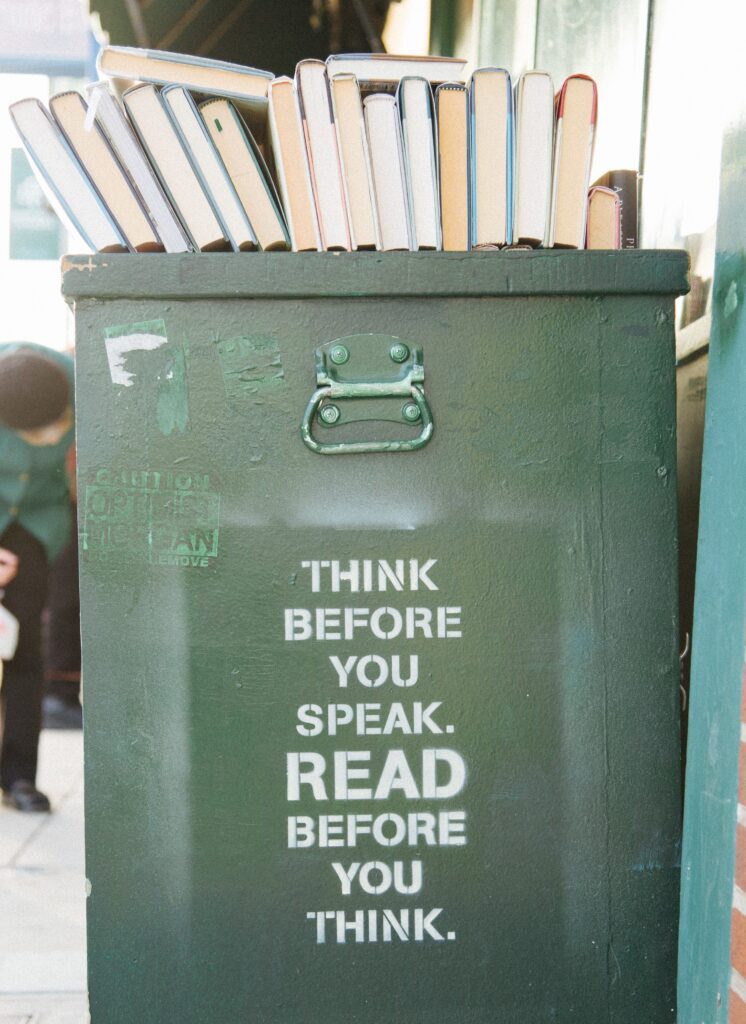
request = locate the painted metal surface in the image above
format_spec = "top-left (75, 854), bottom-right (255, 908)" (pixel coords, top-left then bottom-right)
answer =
top-left (65, 250), bottom-right (687, 1024)
top-left (677, 111), bottom-right (746, 1024)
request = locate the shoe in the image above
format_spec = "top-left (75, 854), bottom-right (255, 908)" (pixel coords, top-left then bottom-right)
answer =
top-left (2, 780), bottom-right (51, 813)
top-left (42, 694), bottom-right (83, 730)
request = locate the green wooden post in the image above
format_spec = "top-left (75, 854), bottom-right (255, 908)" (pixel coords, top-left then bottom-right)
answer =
top-left (677, 111), bottom-right (746, 1024)
top-left (64, 250), bottom-right (687, 1024)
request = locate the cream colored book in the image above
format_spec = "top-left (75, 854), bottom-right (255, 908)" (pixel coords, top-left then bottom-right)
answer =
top-left (98, 46), bottom-right (273, 108)
top-left (49, 91), bottom-right (161, 251)
top-left (268, 77), bottom-right (320, 252)
top-left (363, 94), bottom-right (411, 251)
top-left (200, 98), bottom-right (290, 252)
top-left (295, 60), bottom-right (350, 251)
top-left (586, 185), bottom-right (621, 249)
top-left (469, 67), bottom-right (513, 248)
top-left (549, 74), bottom-right (598, 249)
top-left (329, 73), bottom-right (379, 250)
top-left (123, 84), bottom-right (228, 251)
top-left (436, 83), bottom-right (469, 252)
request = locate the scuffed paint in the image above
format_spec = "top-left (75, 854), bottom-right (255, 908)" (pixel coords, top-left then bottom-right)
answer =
top-left (215, 334), bottom-right (285, 406)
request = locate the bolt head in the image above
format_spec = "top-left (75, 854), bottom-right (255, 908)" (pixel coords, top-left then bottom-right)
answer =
top-left (330, 345), bottom-right (350, 365)
top-left (402, 402), bottom-right (421, 422)
top-left (389, 343), bottom-right (410, 364)
top-left (319, 403), bottom-right (341, 425)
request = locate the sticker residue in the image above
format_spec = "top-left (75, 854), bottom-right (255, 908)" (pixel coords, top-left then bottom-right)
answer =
top-left (104, 320), bottom-right (168, 387)
top-left (104, 319), bottom-right (190, 435)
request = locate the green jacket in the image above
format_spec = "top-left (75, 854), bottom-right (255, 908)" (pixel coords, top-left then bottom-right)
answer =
top-left (0, 343), bottom-right (75, 561)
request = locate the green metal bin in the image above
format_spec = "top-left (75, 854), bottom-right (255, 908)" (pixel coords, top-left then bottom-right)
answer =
top-left (63, 249), bottom-right (688, 1024)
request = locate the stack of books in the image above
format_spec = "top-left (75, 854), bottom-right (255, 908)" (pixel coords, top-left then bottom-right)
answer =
top-left (9, 47), bottom-right (637, 255)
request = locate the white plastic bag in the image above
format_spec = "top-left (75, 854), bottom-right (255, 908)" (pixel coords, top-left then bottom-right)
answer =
top-left (0, 599), bottom-right (19, 661)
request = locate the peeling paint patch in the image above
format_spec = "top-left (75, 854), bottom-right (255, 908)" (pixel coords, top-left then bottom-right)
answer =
top-left (156, 345), bottom-right (189, 436)
top-left (215, 334), bottom-right (285, 407)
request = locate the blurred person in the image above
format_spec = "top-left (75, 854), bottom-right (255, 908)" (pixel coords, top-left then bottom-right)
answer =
top-left (0, 344), bottom-right (74, 812)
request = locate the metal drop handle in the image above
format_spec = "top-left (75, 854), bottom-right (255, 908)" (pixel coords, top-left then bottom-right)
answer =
top-left (300, 334), bottom-right (434, 456)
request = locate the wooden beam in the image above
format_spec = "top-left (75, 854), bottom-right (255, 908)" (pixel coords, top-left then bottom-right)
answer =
top-left (122, 0), bottom-right (150, 47)
top-left (196, 0), bottom-right (254, 56)
top-left (156, 0), bottom-right (211, 49)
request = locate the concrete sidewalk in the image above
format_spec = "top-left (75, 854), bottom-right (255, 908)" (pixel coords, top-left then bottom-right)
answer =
top-left (0, 729), bottom-right (88, 1023)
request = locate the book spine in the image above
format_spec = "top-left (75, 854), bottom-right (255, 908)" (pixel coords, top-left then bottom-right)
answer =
top-left (505, 75), bottom-right (514, 246)
top-left (611, 170), bottom-right (638, 248)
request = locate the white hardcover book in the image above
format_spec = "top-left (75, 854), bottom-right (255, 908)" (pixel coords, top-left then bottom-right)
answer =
top-left (295, 60), bottom-right (350, 251)
top-left (86, 80), bottom-right (190, 253)
top-left (162, 86), bottom-right (257, 251)
top-left (513, 70), bottom-right (554, 247)
top-left (9, 98), bottom-right (128, 253)
top-left (363, 94), bottom-right (411, 251)
top-left (397, 77), bottom-right (440, 250)
top-left (123, 84), bottom-right (227, 251)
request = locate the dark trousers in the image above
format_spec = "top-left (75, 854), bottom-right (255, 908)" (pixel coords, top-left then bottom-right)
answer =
top-left (0, 523), bottom-right (49, 788)
top-left (43, 505), bottom-right (81, 701)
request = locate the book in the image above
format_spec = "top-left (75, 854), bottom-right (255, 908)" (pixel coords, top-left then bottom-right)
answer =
top-left (9, 98), bottom-right (129, 253)
top-left (123, 84), bottom-right (229, 252)
top-left (295, 60), bottom-right (350, 251)
top-left (436, 83), bottom-right (469, 252)
top-left (267, 77), bottom-right (320, 252)
top-left (162, 86), bottom-right (257, 251)
top-left (549, 74), bottom-right (597, 249)
top-left (363, 94), bottom-right (411, 251)
top-left (97, 46), bottom-right (273, 111)
top-left (326, 53), bottom-right (467, 88)
top-left (513, 70), bottom-right (554, 247)
top-left (200, 99), bottom-right (290, 252)
top-left (86, 81), bottom-right (191, 253)
top-left (329, 73), bottom-right (379, 250)
top-left (49, 91), bottom-right (161, 252)
top-left (469, 67), bottom-right (513, 248)
top-left (592, 169), bottom-right (638, 248)
top-left (397, 77), bottom-right (440, 251)
top-left (586, 186), bottom-right (621, 248)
